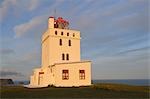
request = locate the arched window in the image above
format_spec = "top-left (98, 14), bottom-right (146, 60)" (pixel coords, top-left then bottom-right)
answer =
top-left (60, 39), bottom-right (62, 45)
top-left (68, 40), bottom-right (71, 46)
top-left (62, 53), bottom-right (65, 60)
top-left (66, 54), bottom-right (69, 60)
top-left (55, 31), bottom-right (57, 35)
top-left (67, 32), bottom-right (69, 36)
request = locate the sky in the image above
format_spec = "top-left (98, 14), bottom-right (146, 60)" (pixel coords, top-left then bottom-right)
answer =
top-left (0, 0), bottom-right (149, 81)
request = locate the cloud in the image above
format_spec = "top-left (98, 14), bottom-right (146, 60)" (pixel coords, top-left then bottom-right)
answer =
top-left (23, 51), bottom-right (41, 65)
top-left (0, 68), bottom-right (26, 81)
top-left (1, 50), bottom-right (41, 67)
top-left (114, 11), bottom-right (148, 32)
top-left (78, 0), bottom-right (148, 59)
top-left (0, 48), bottom-right (15, 55)
top-left (0, 0), bottom-right (17, 21)
top-left (0, 0), bottom-right (41, 22)
top-left (0, 50), bottom-right (41, 80)
top-left (102, 0), bottom-right (147, 17)
top-left (0, 69), bottom-right (24, 77)
top-left (13, 15), bottom-right (47, 38)
top-left (117, 47), bottom-right (150, 55)
top-left (92, 53), bottom-right (149, 79)
top-left (28, 0), bottom-right (41, 11)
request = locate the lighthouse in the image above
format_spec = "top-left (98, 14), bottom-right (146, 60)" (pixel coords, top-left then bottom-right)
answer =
top-left (27, 16), bottom-right (92, 88)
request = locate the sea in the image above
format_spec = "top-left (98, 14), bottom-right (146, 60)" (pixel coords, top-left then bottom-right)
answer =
top-left (92, 79), bottom-right (150, 86)
top-left (15, 79), bottom-right (150, 86)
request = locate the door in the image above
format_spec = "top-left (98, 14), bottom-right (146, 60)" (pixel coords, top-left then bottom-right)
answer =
top-left (38, 72), bottom-right (44, 85)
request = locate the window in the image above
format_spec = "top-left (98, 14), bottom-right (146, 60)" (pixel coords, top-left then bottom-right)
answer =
top-left (73, 33), bottom-right (75, 37)
top-left (68, 40), bottom-right (71, 46)
top-left (61, 32), bottom-right (63, 35)
top-left (67, 32), bottom-right (69, 36)
top-left (79, 70), bottom-right (85, 80)
top-left (62, 70), bottom-right (69, 80)
top-left (60, 39), bottom-right (62, 45)
top-left (62, 53), bottom-right (65, 60)
top-left (66, 54), bottom-right (69, 60)
top-left (55, 31), bottom-right (57, 35)
top-left (54, 23), bottom-right (58, 28)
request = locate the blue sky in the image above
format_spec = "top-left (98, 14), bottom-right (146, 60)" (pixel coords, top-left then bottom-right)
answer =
top-left (0, 0), bottom-right (149, 81)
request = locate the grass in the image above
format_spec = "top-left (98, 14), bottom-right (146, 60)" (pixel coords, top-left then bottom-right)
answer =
top-left (0, 83), bottom-right (149, 99)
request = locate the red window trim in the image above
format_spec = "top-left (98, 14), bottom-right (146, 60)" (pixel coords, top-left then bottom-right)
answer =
top-left (62, 70), bottom-right (69, 80)
top-left (79, 70), bottom-right (85, 80)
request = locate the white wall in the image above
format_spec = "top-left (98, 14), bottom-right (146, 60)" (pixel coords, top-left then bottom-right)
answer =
top-left (54, 61), bottom-right (91, 87)
top-left (42, 28), bottom-right (81, 68)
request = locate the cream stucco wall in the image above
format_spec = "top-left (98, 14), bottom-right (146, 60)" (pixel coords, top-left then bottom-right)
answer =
top-left (30, 68), bottom-right (41, 86)
top-left (42, 28), bottom-right (81, 68)
top-left (54, 61), bottom-right (91, 87)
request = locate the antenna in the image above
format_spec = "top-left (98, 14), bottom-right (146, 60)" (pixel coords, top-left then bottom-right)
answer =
top-left (54, 9), bottom-right (56, 18)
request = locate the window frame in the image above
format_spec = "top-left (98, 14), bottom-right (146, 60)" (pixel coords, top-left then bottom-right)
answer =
top-left (61, 32), bottom-right (63, 35)
top-left (62, 53), bottom-right (65, 60)
top-left (66, 53), bottom-right (69, 60)
top-left (59, 39), bottom-right (62, 46)
top-left (55, 31), bottom-right (57, 35)
top-left (73, 33), bottom-right (75, 37)
top-left (67, 32), bottom-right (69, 36)
top-left (62, 70), bottom-right (69, 80)
top-left (79, 70), bottom-right (85, 80)
top-left (68, 40), bottom-right (71, 46)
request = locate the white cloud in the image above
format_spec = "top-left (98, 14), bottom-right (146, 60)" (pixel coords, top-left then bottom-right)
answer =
top-left (28, 0), bottom-right (41, 11)
top-left (0, 0), bottom-right (17, 21)
top-left (13, 15), bottom-right (47, 38)
top-left (0, 0), bottom-right (41, 22)
top-left (47, 0), bottom-right (65, 14)
top-left (23, 51), bottom-right (41, 64)
top-left (1, 50), bottom-right (41, 80)
top-left (0, 48), bottom-right (15, 55)
top-left (0, 68), bottom-right (25, 81)
top-left (92, 53), bottom-right (149, 79)
top-left (0, 69), bottom-right (24, 77)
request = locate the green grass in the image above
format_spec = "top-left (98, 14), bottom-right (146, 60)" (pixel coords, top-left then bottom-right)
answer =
top-left (0, 83), bottom-right (149, 99)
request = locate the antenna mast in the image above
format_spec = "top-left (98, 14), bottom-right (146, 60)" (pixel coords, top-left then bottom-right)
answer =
top-left (54, 9), bottom-right (56, 18)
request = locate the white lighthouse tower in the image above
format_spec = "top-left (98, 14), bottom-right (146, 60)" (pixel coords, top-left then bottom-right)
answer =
top-left (27, 16), bottom-right (92, 88)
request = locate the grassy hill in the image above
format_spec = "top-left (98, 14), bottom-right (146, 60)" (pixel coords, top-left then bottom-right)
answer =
top-left (1, 83), bottom-right (149, 98)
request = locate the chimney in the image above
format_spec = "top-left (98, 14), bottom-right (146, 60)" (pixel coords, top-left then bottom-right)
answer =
top-left (48, 16), bottom-right (54, 29)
